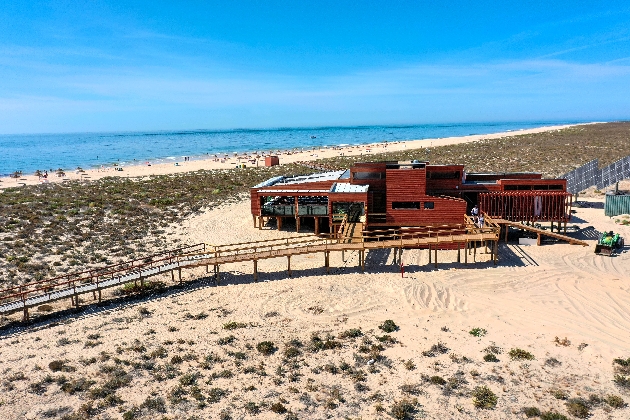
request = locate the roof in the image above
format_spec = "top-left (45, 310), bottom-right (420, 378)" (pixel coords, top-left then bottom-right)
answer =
top-left (253, 170), bottom-right (345, 189)
top-left (330, 183), bottom-right (369, 193)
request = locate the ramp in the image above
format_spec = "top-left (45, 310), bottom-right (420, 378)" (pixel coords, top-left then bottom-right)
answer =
top-left (494, 218), bottom-right (588, 246)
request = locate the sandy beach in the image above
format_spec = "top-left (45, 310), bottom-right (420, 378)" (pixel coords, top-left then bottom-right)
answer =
top-left (0, 191), bottom-right (628, 419)
top-left (0, 123), bottom-right (587, 189)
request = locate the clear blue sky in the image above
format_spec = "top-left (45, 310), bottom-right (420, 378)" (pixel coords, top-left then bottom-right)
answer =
top-left (1, 1), bottom-right (629, 134)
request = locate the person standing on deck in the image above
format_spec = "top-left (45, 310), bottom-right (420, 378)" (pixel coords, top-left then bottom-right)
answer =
top-left (478, 214), bottom-right (485, 229)
top-left (471, 204), bottom-right (479, 221)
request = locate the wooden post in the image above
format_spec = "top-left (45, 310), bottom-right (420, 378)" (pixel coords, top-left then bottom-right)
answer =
top-left (465, 242), bottom-right (468, 264)
top-left (206, 264), bottom-right (209, 273)
top-left (171, 270), bottom-right (175, 282)
top-left (473, 241), bottom-right (477, 262)
top-left (505, 225), bottom-right (509, 242)
top-left (494, 240), bottom-right (498, 265)
top-left (252, 214), bottom-right (256, 228)
top-left (296, 216), bottom-right (301, 233)
top-left (563, 221), bottom-right (567, 234)
top-left (253, 260), bottom-right (258, 282)
top-left (215, 265), bottom-right (220, 285)
top-left (23, 307), bottom-right (29, 323)
top-left (287, 256), bottom-right (292, 277)
top-left (428, 245), bottom-right (431, 264)
top-left (314, 217), bottom-right (320, 235)
top-left (457, 243), bottom-right (461, 263)
top-left (537, 233), bottom-right (541, 246)
top-left (277, 217), bottom-right (282, 230)
top-left (361, 250), bottom-right (365, 272)
top-left (178, 267), bottom-right (182, 284)
top-left (325, 251), bottom-right (330, 274)
top-left (98, 289), bottom-right (102, 303)
top-left (434, 247), bottom-right (437, 268)
top-left (258, 216), bottom-right (263, 230)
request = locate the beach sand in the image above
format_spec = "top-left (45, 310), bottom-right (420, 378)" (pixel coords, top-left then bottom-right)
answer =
top-left (0, 123), bottom-right (586, 189)
top-left (0, 192), bottom-right (628, 419)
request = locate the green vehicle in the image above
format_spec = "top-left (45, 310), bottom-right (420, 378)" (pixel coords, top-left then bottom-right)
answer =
top-left (595, 231), bottom-right (624, 256)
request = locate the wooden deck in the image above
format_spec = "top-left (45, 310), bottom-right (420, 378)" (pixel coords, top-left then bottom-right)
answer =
top-left (0, 225), bottom-right (499, 321)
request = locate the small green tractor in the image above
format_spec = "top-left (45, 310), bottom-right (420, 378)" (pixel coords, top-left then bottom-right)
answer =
top-left (594, 231), bottom-right (624, 256)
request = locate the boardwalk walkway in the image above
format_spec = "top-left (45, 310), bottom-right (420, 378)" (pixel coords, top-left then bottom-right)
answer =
top-left (0, 226), bottom-right (499, 321)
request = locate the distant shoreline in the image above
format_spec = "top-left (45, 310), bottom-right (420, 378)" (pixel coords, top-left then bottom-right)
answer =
top-left (0, 122), bottom-right (594, 189)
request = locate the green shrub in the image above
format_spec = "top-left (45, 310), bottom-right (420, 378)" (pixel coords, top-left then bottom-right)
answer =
top-left (141, 396), bottom-right (166, 413)
top-left (565, 398), bottom-right (590, 418)
top-left (270, 402), bottom-right (287, 413)
top-left (540, 411), bottom-right (568, 420)
top-left (429, 376), bottom-right (446, 386)
top-left (339, 328), bottom-right (362, 339)
top-left (256, 341), bottom-right (277, 355)
top-left (472, 385), bottom-right (498, 409)
top-left (390, 398), bottom-right (418, 420)
top-left (379, 320), bottom-right (399, 333)
top-left (483, 353), bottom-right (499, 362)
top-left (509, 348), bottom-right (535, 360)
top-left (469, 327), bottom-right (487, 337)
top-left (223, 321), bottom-right (247, 330)
top-left (605, 394), bottom-right (626, 408)
top-left (522, 407), bottom-right (541, 417)
top-left (613, 374), bottom-right (630, 389)
top-left (217, 335), bottom-right (236, 345)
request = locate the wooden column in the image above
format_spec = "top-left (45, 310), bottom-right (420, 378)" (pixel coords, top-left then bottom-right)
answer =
top-left (537, 233), bottom-right (541, 246)
top-left (464, 242), bottom-right (468, 264)
top-left (287, 256), bottom-right (292, 277)
top-left (215, 265), bottom-right (220, 285)
top-left (428, 246), bottom-right (431, 264)
top-left (253, 260), bottom-right (258, 282)
top-left (23, 307), bottom-right (29, 323)
top-left (457, 243), bottom-right (461, 263)
top-left (98, 289), bottom-right (102, 303)
top-left (296, 216), bottom-right (301, 233)
top-left (171, 270), bottom-right (175, 282)
top-left (361, 250), bottom-right (365, 272)
top-left (314, 217), bottom-right (320, 235)
top-left (434, 247), bottom-right (437, 268)
top-left (473, 241), bottom-right (477, 262)
top-left (178, 267), bottom-right (182, 284)
top-left (505, 225), bottom-right (509, 242)
top-left (258, 216), bottom-right (263, 230)
top-left (494, 240), bottom-right (498, 265)
top-left (563, 221), bottom-right (567, 234)
top-left (252, 215), bottom-right (256, 228)
top-left (325, 251), bottom-right (330, 274)
top-left (276, 217), bottom-right (282, 230)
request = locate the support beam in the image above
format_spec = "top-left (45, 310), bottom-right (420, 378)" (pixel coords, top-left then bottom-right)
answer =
top-left (252, 214), bottom-right (256, 228)
top-left (171, 270), bottom-right (175, 282)
top-left (428, 246), bottom-right (431, 264)
top-left (505, 225), bottom-right (509, 242)
top-left (253, 260), bottom-right (258, 282)
top-left (457, 243), bottom-right (461, 263)
top-left (23, 307), bottom-right (29, 323)
top-left (325, 251), bottom-right (330, 274)
top-left (296, 216), bottom-right (301, 233)
top-left (465, 242), bottom-right (468, 264)
top-left (361, 250), bottom-right (365, 272)
top-left (215, 265), bottom-right (220, 285)
top-left (434, 247), bottom-right (437, 268)
top-left (178, 267), bottom-right (182, 284)
top-left (494, 240), bottom-right (498, 265)
top-left (287, 256), bottom-right (292, 277)
top-left (537, 233), bottom-right (541, 246)
top-left (98, 289), bottom-right (102, 303)
top-left (314, 217), bottom-right (320, 235)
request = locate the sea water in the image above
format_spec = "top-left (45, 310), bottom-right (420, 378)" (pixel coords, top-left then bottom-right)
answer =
top-left (0, 121), bottom-right (582, 175)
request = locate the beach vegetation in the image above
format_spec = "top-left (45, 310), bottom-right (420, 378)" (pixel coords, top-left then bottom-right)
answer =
top-left (256, 341), bottom-right (277, 355)
top-left (565, 398), bottom-right (590, 418)
top-left (378, 319), bottom-right (399, 333)
top-left (469, 327), bottom-right (487, 337)
top-left (472, 385), bottom-right (498, 409)
top-left (483, 353), bottom-right (499, 362)
top-left (509, 348), bottom-right (535, 360)
top-left (390, 398), bottom-right (419, 419)
top-left (605, 394), bottom-right (626, 408)
top-left (540, 411), bottom-right (569, 420)
top-left (522, 406), bottom-right (541, 417)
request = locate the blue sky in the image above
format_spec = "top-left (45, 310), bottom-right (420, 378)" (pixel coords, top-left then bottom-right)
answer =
top-left (1, 1), bottom-right (629, 134)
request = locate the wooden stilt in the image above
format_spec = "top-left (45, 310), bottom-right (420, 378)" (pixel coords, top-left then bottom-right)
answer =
top-left (98, 289), bottom-right (102, 303)
top-left (314, 217), bottom-right (320, 235)
top-left (434, 247), bottom-right (437, 268)
top-left (287, 256), bottom-right (292, 277)
top-left (325, 251), bottom-right (330, 274)
top-left (215, 265), bottom-right (220, 285)
top-left (537, 233), bottom-right (541, 246)
top-left (505, 225), bottom-right (509, 242)
top-left (253, 260), bottom-right (258, 282)
top-left (92, 290), bottom-right (97, 300)
top-left (465, 242), bottom-right (468, 264)
top-left (473, 241), bottom-right (477, 262)
top-left (296, 216), bottom-right (300, 233)
top-left (361, 250), bottom-right (365, 272)
top-left (457, 243), bottom-right (461, 263)
top-left (494, 240), bottom-right (498, 265)
top-left (252, 214), bottom-right (256, 228)
top-left (171, 270), bottom-right (175, 282)
top-left (276, 217), bottom-right (282, 230)
top-left (563, 221), bottom-right (567, 234)
top-left (23, 307), bottom-right (29, 323)
top-left (178, 267), bottom-right (182, 284)
top-left (428, 246), bottom-right (431, 264)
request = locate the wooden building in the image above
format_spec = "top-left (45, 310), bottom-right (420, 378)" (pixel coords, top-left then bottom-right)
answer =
top-left (250, 160), bottom-right (572, 234)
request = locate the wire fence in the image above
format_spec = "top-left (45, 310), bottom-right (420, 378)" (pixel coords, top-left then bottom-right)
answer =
top-left (561, 155), bottom-right (630, 194)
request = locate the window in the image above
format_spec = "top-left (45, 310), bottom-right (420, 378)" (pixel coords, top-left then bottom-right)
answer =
top-left (392, 202), bottom-right (420, 210)
top-left (424, 201), bottom-right (434, 209)
top-left (427, 171), bottom-right (460, 179)
top-left (353, 172), bottom-right (384, 180)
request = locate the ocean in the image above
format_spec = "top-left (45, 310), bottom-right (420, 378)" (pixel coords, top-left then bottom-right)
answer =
top-left (0, 121), bottom-right (581, 175)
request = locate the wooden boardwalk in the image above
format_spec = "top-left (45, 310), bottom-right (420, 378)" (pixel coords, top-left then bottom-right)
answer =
top-left (0, 226), bottom-right (499, 321)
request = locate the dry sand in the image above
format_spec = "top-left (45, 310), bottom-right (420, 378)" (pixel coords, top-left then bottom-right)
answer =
top-left (0, 192), bottom-right (628, 419)
top-left (0, 123), bottom-right (588, 189)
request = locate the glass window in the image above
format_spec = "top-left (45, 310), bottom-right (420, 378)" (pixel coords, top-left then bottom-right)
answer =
top-left (424, 201), bottom-right (435, 209)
